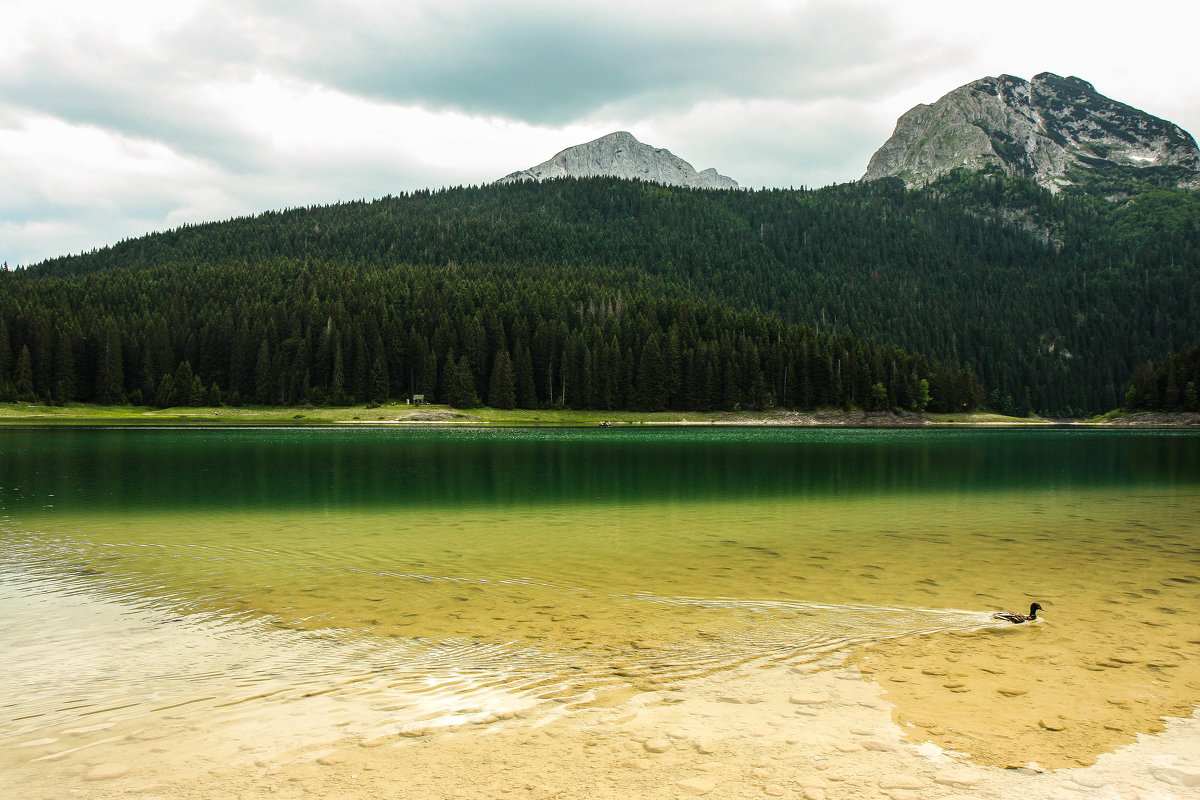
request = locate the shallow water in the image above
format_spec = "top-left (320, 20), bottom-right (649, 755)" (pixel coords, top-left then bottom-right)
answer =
top-left (1, 427), bottom-right (1198, 782)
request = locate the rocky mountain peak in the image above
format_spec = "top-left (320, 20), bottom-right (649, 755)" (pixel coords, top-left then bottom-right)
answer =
top-left (498, 132), bottom-right (739, 190)
top-left (862, 72), bottom-right (1200, 192)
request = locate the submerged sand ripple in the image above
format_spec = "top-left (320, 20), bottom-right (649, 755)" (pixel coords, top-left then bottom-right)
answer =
top-left (12, 662), bottom-right (1195, 800)
top-left (851, 608), bottom-right (1200, 770)
top-left (5, 592), bottom-right (1199, 800)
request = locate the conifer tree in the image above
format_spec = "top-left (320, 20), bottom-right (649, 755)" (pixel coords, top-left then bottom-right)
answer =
top-left (0, 320), bottom-right (10, 383)
top-left (229, 319), bottom-right (252, 400)
top-left (53, 328), bottom-right (76, 402)
top-left (189, 374), bottom-right (206, 406)
top-left (95, 324), bottom-right (123, 404)
top-left (173, 361), bottom-right (195, 406)
top-left (636, 334), bottom-right (668, 411)
top-left (15, 344), bottom-right (34, 400)
top-left (512, 341), bottom-right (537, 408)
top-left (329, 337), bottom-right (348, 405)
top-left (369, 353), bottom-right (389, 402)
top-left (254, 340), bottom-right (272, 405)
top-left (447, 354), bottom-right (480, 408)
top-left (154, 374), bottom-right (177, 408)
top-left (488, 347), bottom-right (516, 409)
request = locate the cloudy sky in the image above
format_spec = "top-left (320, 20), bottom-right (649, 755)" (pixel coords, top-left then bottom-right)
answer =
top-left (3, 0), bottom-right (1198, 267)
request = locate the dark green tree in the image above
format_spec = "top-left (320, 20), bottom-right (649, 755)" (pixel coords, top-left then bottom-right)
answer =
top-left (488, 347), bottom-right (516, 409)
top-left (53, 328), bottom-right (76, 402)
top-left (173, 361), bottom-right (195, 406)
top-left (512, 340), bottom-right (537, 408)
top-left (369, 353), bottom-right (389, 402)
top-left (329, 337), bottom-right (349, 405)
top-left (446, 354), bottom-right (480, 408)
top-left (0, 320), bottom-right (10, 384)
top-left (189, 374), bottom-right (206, 406)
top-left (154, 374), bottom-right (177, 408)
top-left (95, 324), bottom-right (124, 404)
top-left (253, 341), bottom-right (272, 405)
top-left (635, 334), bottom-right (668, 411)
top-left (15, 344), bottom-right (34, 400)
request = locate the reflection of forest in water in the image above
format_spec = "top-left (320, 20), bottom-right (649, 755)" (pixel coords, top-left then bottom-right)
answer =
top-left (1, 428), bottom-right (1196, 514)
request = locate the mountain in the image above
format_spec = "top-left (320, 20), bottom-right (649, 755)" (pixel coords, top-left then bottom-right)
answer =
top-left (862, 72), bottom-right (1200, 193)
top-left (12, 174), bottom-right (1199, 417)
top-left (498, 131), bottom-right (739, 189)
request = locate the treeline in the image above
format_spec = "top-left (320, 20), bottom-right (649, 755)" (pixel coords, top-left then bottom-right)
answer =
top-left (0, 259), bottom-right (981, 412)
top-left (1124, 343), bottom-right (1200, 412)
top-left (13, 172), bottom-right (1200, 415)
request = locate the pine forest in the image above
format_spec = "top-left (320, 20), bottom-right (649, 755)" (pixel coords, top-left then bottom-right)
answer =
top-left (1, 172), bottom-right (1197, 416)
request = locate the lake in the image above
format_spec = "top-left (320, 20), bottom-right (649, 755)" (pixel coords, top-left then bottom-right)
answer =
top-left (2, 426), bottom-right (1199, 797)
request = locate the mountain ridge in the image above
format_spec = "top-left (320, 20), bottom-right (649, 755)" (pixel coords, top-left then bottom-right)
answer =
top-left (862, 72), bottom-right (1200, 193)
top-left (497, 131), bottom-right (739, 190)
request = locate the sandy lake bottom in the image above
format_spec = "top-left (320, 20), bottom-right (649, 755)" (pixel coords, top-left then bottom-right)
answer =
top-left (1, 579), bottom-right (1199, 800)
top-left (2, 429), bottom-right (1199, 798)
top-left (3, 490), bottom-right (1200, 799)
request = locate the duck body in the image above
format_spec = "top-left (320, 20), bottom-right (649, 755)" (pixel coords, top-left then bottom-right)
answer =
top-left (992, 602), bottom-right (1043, 624)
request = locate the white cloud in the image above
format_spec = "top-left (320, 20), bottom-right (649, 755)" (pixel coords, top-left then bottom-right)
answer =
top-left (1, 0), bottom-right (1198, 266)
top-left (0, 112), bottom-right (233, 257)
top-left (634, 96), bottom-right (902, 188)
top-left (203, 72), bottom-right (602, 180)
top-left (273, 0), bottom-right (957, 124)
top-left (0, 1), bottom-right (206, 54)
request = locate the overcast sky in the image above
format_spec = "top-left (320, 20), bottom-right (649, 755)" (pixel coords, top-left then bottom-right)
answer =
top-left (3, 0), bottom-right (1199, 267)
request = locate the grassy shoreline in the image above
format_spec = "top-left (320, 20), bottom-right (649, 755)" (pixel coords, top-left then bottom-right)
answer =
top-left (1, 401), bottom-right (1194, 427)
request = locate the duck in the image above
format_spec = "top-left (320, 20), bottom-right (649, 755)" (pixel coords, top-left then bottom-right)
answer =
top-left (992, 602), bottom-right (1043, 624)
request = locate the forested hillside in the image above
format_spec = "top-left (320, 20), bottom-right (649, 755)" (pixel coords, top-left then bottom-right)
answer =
top-left (3, 172), bottom-right (1198, 414)
top-left (1124, 343), bottom-right (1200, 412)
top-left (0, 257), bottom-right (977, 413)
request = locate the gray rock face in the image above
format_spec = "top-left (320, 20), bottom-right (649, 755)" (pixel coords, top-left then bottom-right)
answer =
top-left (862, 73), bottom-right (1200, 191)
top-left (498, 131), bottom-right (739, 189)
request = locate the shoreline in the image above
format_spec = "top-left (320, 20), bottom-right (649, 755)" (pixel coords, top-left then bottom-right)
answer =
top-left (1, 402), bottom-right (1197, 428)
